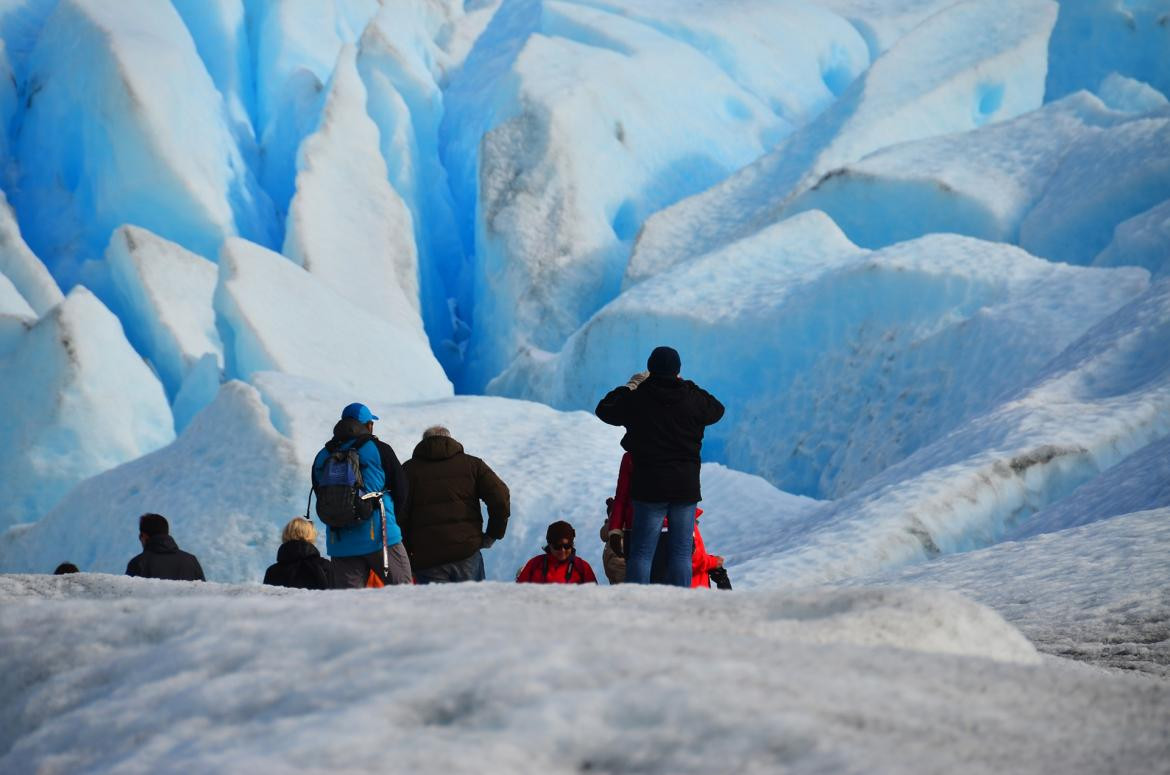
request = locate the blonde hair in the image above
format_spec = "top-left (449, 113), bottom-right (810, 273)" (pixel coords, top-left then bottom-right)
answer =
top-left (282, 517), bottom-right (317, 544)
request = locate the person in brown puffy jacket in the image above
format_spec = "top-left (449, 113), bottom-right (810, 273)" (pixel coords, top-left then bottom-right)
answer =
top-left (401, 426), bottom-right (510, 583)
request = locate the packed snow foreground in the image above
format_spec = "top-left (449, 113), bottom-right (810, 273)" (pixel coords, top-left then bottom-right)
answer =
top-left (1, 0), bottom-right (1169, 771)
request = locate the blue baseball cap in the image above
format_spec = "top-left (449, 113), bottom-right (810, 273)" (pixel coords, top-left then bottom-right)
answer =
top-left (341, 403), bottom-right (379, 423)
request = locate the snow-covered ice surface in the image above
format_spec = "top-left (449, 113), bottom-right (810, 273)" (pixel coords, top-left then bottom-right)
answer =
top-left (1010, 433), bottom-right (1170, 540)
top-left (858, 508), bottom-right (1170, 678)
top-left (3, 574), bottom-right (1169, 774)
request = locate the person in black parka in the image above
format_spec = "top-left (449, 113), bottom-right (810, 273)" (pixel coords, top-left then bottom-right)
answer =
top-left (263, 517), bottom-right (334, 590)
top-left (594, 346), bottom-right (723, 586)
top-left (126, 513), bottom-right (205, 581)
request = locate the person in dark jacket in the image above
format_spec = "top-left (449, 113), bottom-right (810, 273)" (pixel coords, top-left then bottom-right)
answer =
top-left (594, 346), bottom-right (724, 586)
top-left (263, 517), bottom-right (334, 590)
top-left (311, 403), bottom-right (412, 588)
top-left (516, 521), bottom-right (597, 584)
top-left (401, 425), bottom-right (510, 583)
top-left (126, 513), bottom-right (205, 581)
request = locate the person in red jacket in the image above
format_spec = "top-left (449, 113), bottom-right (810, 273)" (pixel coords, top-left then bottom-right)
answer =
top-left (688, 516), bottom-right (724, 589)
top-left (516, 521), bottom-right (597, 584)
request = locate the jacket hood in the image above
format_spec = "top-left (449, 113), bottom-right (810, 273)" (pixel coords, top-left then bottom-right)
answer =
top-left (329, 417), bottom-right (370, 447)
top-left (412, 435), bottom-right (464, 462)
top-left (639, 374), bottom-right (686, 405)
top-left (276, 540), bottom-right (322, 564)
top-left (144, 535), bottom-right (180, 554)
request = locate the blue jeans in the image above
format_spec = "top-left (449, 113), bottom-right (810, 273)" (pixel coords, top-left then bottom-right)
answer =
top-left (628, 501), bottom-right (696, 586)
top-left (414, 551), bottom-right (486, 584)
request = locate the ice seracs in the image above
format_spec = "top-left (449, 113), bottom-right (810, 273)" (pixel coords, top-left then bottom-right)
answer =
top-left (779, 93), bottom-right (1135, 250)
top-left (629, 0), bottom-right (1059, 286)
top-left (170, 0), bottom-right (257, 150)
top-left (1093, 198), bottom-right (1170, 279)
top-left (283, 43), bottom-right (421, 321)
top-left (0, 271), bottom-right (35, 356)
top-left (495, 212), bottom-right (1149, 502)
top-left (0, 188), bottom-right (61, 316)
top-left (105, 225), bottom-right (223, 411)
top-left (249, 0), bottom-right (379, 225)
top-left (1045, 0), bottom-right (1170, 102)
top-left (734, 276), bottom-right (1170, 587)
top-left (358, 1), bottom-right (479, 375)
top-left (12, 0), bottom-right (275, 292)
top-left (0, 380), bottom-right (299, 578)
top-left (1018, 115), bottom-right (1170, 265)
top-left (213, 237), bottom-right (452, 404)
top-left (452, 0), bottom-right (868, 388)
top-left (0, 287), bottom-right (173, 530)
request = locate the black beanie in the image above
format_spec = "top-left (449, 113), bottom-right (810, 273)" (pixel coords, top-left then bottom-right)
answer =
top-left (546, 520), bottom-right (575, 545)
top-left (647, 346), bottom-right (681, 376)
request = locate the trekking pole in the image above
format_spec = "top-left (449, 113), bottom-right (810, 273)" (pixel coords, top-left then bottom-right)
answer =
top-left (360, 490), bottom-right (391, 581)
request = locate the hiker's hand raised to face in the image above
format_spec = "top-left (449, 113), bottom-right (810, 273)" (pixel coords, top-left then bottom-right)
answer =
top-left (625, 371), bottom-right (649, 390)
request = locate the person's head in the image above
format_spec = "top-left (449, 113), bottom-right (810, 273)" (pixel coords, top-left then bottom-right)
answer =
top-left (647, 346), bottom-right (681, 377)
top-left (281, 517), bottom-right (317, 544)
top-left (138, 513), bottom-right (169, 545)
top-left (53, 562), bottom-right (79, 575)
top-left (342, 402), bottom-right (379, 431)
top-left (422, 425), bottom-right (451, 439)
top-left (545, 520), bottom-right (576, 557)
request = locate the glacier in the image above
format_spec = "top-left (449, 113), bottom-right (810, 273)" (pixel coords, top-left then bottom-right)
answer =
top-left (0, 0), bottom-right (1169, 770)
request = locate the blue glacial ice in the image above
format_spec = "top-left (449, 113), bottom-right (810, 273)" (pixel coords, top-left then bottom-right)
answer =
top-left (0, 287), bottom-right (173, 529)
top-left (11, 0), bottom-right (276, 294)
top-left (104, 225), bottom-right (223, 412)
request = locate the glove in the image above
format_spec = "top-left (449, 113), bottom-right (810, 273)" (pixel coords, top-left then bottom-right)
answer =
top-left (481, 536), bottom-right (496, 549)
top-left (607, 530), bottom-right (624, 558)
top-left (625, 371), bottom-right (650, 390)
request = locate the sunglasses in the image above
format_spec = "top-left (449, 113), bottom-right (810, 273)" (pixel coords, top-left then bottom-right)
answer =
top-left (549, 542), bottom-right (573, 552)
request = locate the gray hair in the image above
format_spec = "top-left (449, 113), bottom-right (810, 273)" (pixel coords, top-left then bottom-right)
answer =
top-left (422, 425), bottom-right (451, 439)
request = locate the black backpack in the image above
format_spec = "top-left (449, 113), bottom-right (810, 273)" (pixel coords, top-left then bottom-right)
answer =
top-left (310, 437), bottom-right (375, 529)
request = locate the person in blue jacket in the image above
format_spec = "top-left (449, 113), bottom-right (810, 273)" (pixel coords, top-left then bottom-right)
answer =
top-left (312, 403), bottom-right (412, 587)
